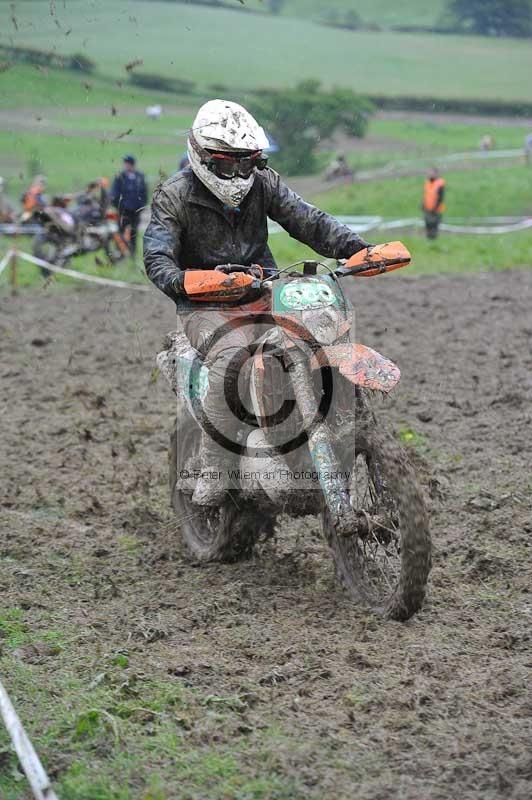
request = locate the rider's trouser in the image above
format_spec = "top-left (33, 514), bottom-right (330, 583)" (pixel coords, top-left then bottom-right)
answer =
top-left (182, 294), bottom-right (272, 470)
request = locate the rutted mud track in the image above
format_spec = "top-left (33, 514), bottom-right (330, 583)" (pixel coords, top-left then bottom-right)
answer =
top-left (1, 269), bottom-right (531, 798)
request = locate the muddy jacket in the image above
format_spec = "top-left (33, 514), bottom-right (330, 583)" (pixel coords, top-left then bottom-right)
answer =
top-left (143, 167), bottom-right (369, 313)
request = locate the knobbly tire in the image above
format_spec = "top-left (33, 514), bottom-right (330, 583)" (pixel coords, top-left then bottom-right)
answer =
top-left (169, 416), bottom-right (274, 562)
top-left (323, 428), bottom-right (431, 621)
top-left (33, 233), bottom-right (68, 276)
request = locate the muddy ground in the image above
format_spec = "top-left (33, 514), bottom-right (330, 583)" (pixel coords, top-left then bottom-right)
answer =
top-left (0, 268), bottom-right (531, 799)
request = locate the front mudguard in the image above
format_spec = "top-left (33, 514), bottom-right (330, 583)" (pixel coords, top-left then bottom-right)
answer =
top-left (310, 343), bottom-right (400, 394)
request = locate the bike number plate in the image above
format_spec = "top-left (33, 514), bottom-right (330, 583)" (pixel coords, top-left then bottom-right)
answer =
top-left (272, 277), bottom-right (339, 314)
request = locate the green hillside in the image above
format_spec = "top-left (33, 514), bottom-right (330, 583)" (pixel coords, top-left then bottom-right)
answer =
top-left (2, 1), bottom-right (532, 102)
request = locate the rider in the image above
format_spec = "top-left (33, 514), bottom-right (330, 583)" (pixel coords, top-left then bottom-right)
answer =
top-left (144, 99), bottom-right (373, 507)
top-left (75, 178), bottom-right (110, 224)
top-left (21, 175), bottom-right (47, 217)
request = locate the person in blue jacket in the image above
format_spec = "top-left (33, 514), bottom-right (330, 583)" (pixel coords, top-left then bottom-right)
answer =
top-left (111, 155), bottom-right (147, 257)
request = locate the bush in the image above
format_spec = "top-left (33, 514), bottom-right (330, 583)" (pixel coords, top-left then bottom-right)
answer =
top-left (0, 45), bottom-right (95, 73)
top-left (445, 0), bottom-right (532, 37)
top-left (129, 72), bottom-right (196, 94)
top-left (249, 80), bottom-right (373, 175)
top-left (68, 53), bottom-right (95, 73)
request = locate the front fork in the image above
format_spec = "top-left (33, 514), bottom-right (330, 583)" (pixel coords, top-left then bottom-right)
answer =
top-left (289, 358), bottom-right (356, 536)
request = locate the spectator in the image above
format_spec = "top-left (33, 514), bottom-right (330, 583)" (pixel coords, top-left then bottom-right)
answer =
top-left (422, 168), bottom-right (446, 240)
top-left (111, 155), bottom-right (147, 258)
top-left (0, 177), bottom-right (15, 223)
top-left (479, 134), bottom-right (494, 151)
top-left (21, 175), bottom-right (47, 216)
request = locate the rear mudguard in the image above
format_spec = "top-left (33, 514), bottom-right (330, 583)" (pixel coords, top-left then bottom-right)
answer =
top-left (311, 343), bottom-right (400, 394)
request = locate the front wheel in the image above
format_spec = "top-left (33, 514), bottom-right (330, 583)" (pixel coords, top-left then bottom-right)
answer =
top-left (323, 428), bottom-right (431, 620)
top-left (169, 415), bottom-right (275, 562)
top-left (33, 233), bottom-right (69, 277)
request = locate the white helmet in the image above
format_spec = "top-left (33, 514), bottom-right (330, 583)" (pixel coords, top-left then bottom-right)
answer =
top-left (187, 100), bottom-right (269, 208)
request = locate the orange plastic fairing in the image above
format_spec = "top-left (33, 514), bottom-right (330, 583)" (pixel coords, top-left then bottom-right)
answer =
top-left (344, 241), bottom-right (411, 278)
top-left (184, 269), bottom-right (259, 302)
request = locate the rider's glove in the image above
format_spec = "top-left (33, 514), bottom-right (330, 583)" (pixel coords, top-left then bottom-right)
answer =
top-left (356, 239), bottom-right (375, 252)
top-left (215, 263), bottom-right (263, 280)
top-left (170, 272), bottom-right (186, 297)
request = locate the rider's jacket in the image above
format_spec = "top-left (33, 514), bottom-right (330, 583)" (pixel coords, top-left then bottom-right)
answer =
top-left (144, 167), bottom-right (369, 313)
top-left (23, 185), bottom-right (45, 213)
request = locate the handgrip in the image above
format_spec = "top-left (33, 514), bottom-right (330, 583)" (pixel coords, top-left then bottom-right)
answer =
top-left (337, 241), bottom-right (411, 278)
top-left (184, 269), bottom-right (259, 302)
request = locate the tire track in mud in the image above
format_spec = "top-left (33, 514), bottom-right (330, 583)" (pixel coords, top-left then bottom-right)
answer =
top-left (1, 270), bottom-right (531, 798)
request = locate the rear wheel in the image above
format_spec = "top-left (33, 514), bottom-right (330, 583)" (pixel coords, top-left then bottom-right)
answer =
top-left (169, 415), bottom-right (274, 562)
top-left (323, 427), bottom-right (431, 620)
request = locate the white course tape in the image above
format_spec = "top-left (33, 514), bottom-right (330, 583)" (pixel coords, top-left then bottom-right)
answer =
top-left (0, 248), bottom-right (14, 276)
top-left (269, 215), bottom-right (532, 236)
top-left (0, 677), bottom-right (59, 800)
top-left (441, 219), bottom-right (532, 234)
top-left (16, 251), bottom-right (151, 291)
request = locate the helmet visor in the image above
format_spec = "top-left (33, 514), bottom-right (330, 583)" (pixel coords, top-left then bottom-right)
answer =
top-left (208, 151), bottom-right (265, 180)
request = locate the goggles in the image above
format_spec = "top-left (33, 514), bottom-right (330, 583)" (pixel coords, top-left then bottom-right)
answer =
top-left (189, 132), bottom-right (268, 180)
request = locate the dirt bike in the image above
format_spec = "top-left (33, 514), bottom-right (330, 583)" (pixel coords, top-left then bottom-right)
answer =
top-left (324, 161), bottom-right (355, 183)
top-left (157, 243), bottom-right (431, 621)
top-left (31, 196), bottom-right (129, 274)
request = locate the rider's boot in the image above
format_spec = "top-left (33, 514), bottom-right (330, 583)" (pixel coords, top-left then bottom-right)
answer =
top-left (191, 345), bottom-right (245, 507)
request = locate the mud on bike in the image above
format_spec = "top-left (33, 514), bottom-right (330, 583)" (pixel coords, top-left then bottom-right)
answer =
top-left (157, 243), bottom-right (431, 621)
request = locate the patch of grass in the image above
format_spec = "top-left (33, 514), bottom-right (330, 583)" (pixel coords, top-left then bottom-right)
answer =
top-left (268, 228), bottom-right (532, 277)
top-left (0, 129), bottom-right (179, 200)
top-left (0, 610), bottom-right (304, 799)
top-left (0, 607), bottom-right (27, 648)
top-left (314, 164), bottom-right (532, 219)
top-left (398, 426), bottom-right (428, 449)
top-left (370, 118), bottom-right (531, 154)
top-left (0, 63), bottom-right (189, 110)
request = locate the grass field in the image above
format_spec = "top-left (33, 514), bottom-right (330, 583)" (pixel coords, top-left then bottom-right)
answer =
top-left (370, 118), bottom-right (532, 154)
top-left (1, 7), bottom-right (532, 797)
top-left (315, 165), bottom-right (532, 219)
top-left (1, 5), bottom-right (531, 293)
top-left (2, 1), bottom-right (532, 101)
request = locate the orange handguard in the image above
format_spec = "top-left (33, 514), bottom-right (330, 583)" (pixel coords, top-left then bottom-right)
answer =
top-left (183, 269), bottom-right (260, 302)
top-left (340, 241), bottom-right (411, 278)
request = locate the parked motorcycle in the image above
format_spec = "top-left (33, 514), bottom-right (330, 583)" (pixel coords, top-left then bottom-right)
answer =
top-left (157, 243), bottom-right (431, 620)
top-left (324, 155), bottom-right (355, 183)
top-left (31, 194), bottom-right (128, 275)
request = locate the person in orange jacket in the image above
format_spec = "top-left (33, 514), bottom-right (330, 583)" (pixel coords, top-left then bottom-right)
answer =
top-left (422, 168), bottom-right (445, 240)
top-left (21, 175), bottom-right (47, 216)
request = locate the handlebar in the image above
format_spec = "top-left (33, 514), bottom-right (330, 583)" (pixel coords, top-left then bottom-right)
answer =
top-left (185, 243), bottom-right (411, 302)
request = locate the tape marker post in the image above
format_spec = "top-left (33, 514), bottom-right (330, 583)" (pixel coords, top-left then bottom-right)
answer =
top-left (0, 677), bottom-right (59, 800)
